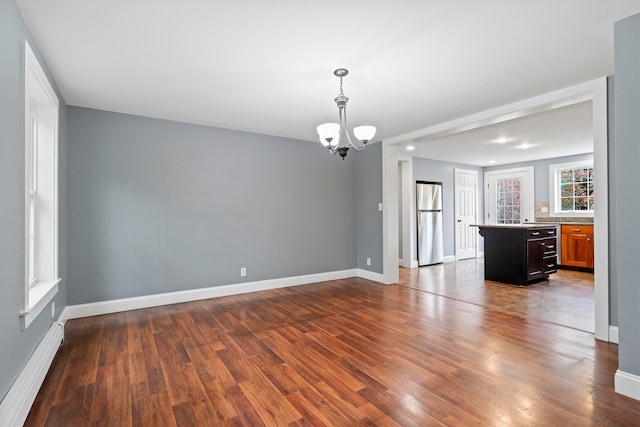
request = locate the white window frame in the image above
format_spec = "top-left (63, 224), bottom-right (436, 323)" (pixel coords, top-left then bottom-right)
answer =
top-left (549, 158), bottom-right (594, 217)
top-left (21, 41), bottom-right (60, 329)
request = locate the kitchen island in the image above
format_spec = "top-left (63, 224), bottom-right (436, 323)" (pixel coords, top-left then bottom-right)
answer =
top-left (474, 224), bottom-right (558, 285)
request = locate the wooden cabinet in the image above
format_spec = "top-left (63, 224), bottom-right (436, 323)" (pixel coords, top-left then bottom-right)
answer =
top-left (561, 225), bottom-right (594, 268)
top-left (477, 226), bottom-right (557, 285)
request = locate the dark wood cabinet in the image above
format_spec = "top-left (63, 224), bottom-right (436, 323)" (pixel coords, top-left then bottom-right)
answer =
top-left (476, 225), bottom-right (557, 285)
top-left (561, 225), bottom-right (594, 268)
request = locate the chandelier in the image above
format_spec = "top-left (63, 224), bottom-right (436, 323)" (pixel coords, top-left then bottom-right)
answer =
top-left (316, 68), bottom-right (376, 159)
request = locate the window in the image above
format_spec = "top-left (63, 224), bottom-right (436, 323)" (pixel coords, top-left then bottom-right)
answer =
top-left (495, 177), bottom-right (521, 224)
top-left (21, 41), bottom-right (60, 329)
top-left (549, 159), bottom-right (594, 216)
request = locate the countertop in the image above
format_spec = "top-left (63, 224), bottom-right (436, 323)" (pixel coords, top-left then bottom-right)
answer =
top-left (471, 224), bottom-right (559, 229)
top-left (534, 222), bottom-right (593, 226)
top-left (472, 222), bottom-right (593, 228)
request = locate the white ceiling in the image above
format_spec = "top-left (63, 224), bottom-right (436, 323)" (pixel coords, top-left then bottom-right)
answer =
top-left (17, 1), bottom-right (639, 164)
top-left (404, 100), bottom-right (594, 167)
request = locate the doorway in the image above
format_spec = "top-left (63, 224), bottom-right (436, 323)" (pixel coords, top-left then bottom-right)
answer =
top-left (382, 78), bottom-right (610, 341)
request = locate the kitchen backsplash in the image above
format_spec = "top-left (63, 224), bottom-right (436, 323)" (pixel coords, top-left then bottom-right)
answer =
top-left (534, 216), bottom-right (594, 224)
top-left (533, 202), bottom-right (593, 224)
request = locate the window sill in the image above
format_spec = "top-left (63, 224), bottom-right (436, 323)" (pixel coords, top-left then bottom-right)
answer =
top-left (20, 279), bottom-right (60, 329)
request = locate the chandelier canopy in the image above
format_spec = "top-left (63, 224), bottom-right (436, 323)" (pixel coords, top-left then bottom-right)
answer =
top-left (316, 68), bottom-right (376, 159)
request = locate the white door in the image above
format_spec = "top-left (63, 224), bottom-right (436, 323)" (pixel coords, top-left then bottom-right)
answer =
top-left (485, 167), bottom-right (535, 225)
top-left (455, 169), bottom-right (478, 260)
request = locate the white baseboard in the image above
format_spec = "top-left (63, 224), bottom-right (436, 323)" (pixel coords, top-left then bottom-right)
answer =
top-left (0, 320), bottom-right (64, 427)
top-left (443, 255), bottom-right (456, 263)
top-left (356, 268), bottom-right (385, 283)
top-left (64, 269), bottom-right (358, 320)
top-left (615, 369), bottom-right (640, 401)
top-left (609, 326), bottom-right (619, 344)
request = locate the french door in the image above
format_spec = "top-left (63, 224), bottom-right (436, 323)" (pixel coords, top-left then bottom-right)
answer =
top-left (484, 167), bottom-right (534, 225)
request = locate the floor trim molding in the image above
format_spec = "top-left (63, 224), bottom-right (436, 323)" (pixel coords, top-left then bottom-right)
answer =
top-left (64, 269), bottom-right (360, 320)
top-left (609, 326), bottom-right (619, 344)
top-left (615, 369), bottom-right (640, 401)
top-left (0, 320), bottom-right (64, 427)
top-left (356, 268), bottom-right (385, 283)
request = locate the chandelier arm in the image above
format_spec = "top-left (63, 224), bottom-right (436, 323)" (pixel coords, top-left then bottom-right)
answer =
top-left (338, 106), bottom-right (367, 151)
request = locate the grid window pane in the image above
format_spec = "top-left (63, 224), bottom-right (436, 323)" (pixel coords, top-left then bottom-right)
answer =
top-left (558, 167), bottom-right (594, 212)
top-left (496, 178), bottom-right (521, 224)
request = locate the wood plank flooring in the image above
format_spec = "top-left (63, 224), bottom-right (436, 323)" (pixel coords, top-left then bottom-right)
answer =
top-left (401, 259), bottom-right (595, 333)
top-left (26, 265), bottom-right (638, 426)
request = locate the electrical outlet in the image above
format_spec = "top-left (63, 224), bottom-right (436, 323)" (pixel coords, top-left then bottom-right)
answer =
top-left (51, 302), bottom-right (55, 318)
top-left (367, 258), bottom-right (371, 266)
top-left (240, 267), bottom-right (246, 277)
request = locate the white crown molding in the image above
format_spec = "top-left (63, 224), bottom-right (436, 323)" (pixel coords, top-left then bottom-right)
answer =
top-left (0, 320), bottom-right (64, 427)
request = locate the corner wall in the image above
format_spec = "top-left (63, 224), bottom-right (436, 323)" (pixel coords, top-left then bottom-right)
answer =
top-left (0, 0), bottom-right (67, 401)
top-left (355, 143), bottom-right (383, 274)
top-left (613, 13), bottom-right (640, 390)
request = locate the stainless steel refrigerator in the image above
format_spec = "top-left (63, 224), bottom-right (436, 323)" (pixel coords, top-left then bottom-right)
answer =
top-left (417, 181), bottom-right (444, 266)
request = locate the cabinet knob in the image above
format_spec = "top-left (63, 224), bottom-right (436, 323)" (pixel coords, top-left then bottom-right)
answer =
top-left (587, 238), bottom-right (592, 242)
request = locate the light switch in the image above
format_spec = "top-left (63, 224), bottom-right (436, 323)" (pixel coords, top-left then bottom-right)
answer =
top-left (378, 203), bottom-right (383, 211)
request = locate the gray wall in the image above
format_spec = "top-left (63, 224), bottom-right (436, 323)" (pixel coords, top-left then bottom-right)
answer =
top-left (484, 153), bottom-right (593, 204)
top-left (413, 158), bottom-right (484, 257)
top-left (67, 107), bottom-right (360, 304)
top-left (0, 0), bottom-right (68, 401)
top-left (613, 13), bottom-right (640, 377)
top-left (355, 143), bottom-right (383, 273)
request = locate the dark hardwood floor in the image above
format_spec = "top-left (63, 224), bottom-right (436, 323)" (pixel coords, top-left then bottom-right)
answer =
top-left (26, 262), bottom-right (638, 426)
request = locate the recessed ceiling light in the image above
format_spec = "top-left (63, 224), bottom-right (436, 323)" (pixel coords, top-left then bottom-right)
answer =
top-left (406, 145), bottom-right (415, 151)
top-left (488, 160), bottom-right (496, 164)
top-left (516, 143), bottom-right (535, 150)
top-left (492, 137), bottom-right (511, 144)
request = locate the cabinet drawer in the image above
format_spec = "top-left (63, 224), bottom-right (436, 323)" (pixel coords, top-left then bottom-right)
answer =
top-left (527, 228), bottom-right (556, 239)
top-left (561, 224), bottom-right (593, 234)
top-left (543, 256), bottom-right (557, 274)
top-left (543, 240), bottom-right (557, 255)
